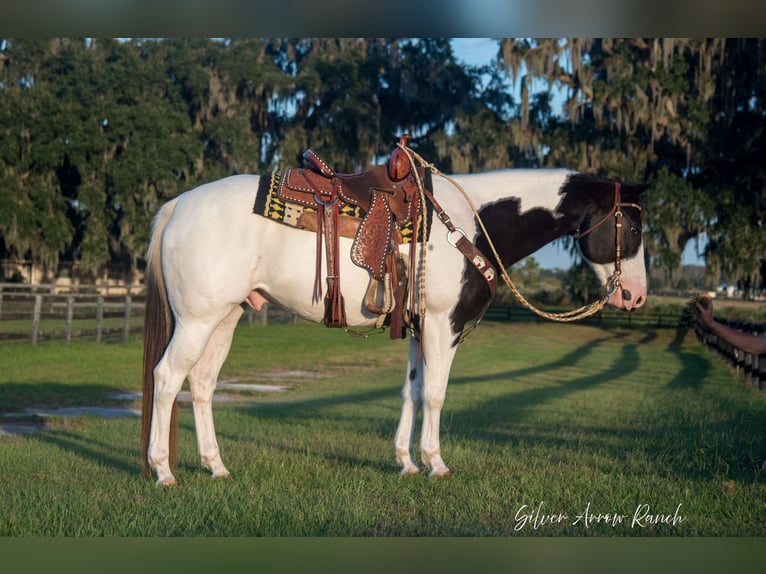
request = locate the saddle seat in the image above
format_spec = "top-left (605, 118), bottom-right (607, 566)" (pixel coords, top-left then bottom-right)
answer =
top-left (275, 137), bottom-right (427, 336)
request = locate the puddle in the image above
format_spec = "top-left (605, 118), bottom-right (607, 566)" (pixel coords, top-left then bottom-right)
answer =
top-left (217, 381), bottom-right (289, 392)
top-left (113, 381), bottom-right (289, 403)
top-left (250, 370), bottom-right (325, 380)
top-left (0, 422), bottom-right (47, 436)
top-left (1, 406), bottom-right (140, 436)
top-left (1, 376), bottom-right (296, 436)
top-left (23, 406), bottom-right (141, 419)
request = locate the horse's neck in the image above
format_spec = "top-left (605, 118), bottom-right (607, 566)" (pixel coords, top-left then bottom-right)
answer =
top-left (457, 169), bottom-right (573, 212)
top-left (457, 169), bottom-right (578, 267)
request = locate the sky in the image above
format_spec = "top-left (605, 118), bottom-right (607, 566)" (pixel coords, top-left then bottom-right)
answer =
top-left (450, 38), bottom-right (706, 270)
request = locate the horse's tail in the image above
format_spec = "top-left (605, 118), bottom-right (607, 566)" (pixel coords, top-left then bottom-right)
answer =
top-left (141, 198), bottom-right (179, 478)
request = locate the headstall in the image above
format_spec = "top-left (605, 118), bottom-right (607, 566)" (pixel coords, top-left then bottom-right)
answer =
top-left (576, 183), bottom-right (642, 296)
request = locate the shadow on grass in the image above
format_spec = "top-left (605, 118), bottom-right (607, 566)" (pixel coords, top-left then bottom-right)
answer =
top-left (446, 337), bottom-right (643, 439)
top-left (29, 427), bottom-right (142, 476)
top-left (445, 327), bottom-right (765, 482)
top-left (664, 326), bottom-right (713, 390)
top-left (448, 335), bottom-right (615, 386)
top-left (0, 382), bottom-right (129, 413)
top-left (1, 382), bottom-right (143, 476)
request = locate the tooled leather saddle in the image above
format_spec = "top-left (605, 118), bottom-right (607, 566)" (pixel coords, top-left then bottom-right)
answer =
top-left (274, 136), bottom-right (428, 337)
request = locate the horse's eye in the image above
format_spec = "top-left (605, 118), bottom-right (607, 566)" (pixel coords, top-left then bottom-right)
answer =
top-left (630, 226), bottom-right (639, 235)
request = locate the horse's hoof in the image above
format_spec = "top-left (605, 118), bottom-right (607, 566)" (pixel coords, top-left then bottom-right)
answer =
top-left (428, 468), bottom-right (452, 478)
top-left (400, 466), bottom-right (421, 477)
top-left (211, 469), bottom-right (231, 479)
top-left (155, 477), bottom-right (177, 486)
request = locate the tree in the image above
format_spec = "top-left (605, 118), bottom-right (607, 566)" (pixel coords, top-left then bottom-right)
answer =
top-left (498, 38), bottom-right (766, 290)
top-left (564, 260), bottom-right (603, 305)
top-left (699, 39), bottom-right (766, 292)
top-left (0, 39), bottom-right (77, 275)
top-left (643, 166), bottom-right (714, 287)
top-left (0, 38), bottom-right (288, 276)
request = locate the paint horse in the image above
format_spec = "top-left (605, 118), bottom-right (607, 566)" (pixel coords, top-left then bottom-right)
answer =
top-left (141, 151), bottom-right (648, 485)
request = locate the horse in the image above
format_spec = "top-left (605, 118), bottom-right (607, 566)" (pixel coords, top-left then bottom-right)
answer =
top-left (140, 162), bottom-right (648, 485)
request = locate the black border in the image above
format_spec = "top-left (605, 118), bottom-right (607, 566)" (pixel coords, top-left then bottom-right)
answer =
top-left (2, 0), bottom-right (766, 36)
top-left (1, 538), bottom-right (763, 574)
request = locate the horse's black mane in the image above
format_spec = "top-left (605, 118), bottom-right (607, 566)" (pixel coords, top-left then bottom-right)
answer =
top-left (561, 173), bottom-right (650, 198)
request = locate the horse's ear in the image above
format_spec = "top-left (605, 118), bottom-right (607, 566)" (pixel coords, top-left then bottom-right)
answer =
top-left (632, 182), bottom-right (651, 195)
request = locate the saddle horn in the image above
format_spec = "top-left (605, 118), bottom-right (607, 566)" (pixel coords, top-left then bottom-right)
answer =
top-left (388, 134), bottom-right (413, 181)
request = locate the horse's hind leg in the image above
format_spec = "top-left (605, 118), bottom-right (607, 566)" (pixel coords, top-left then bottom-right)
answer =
top-left (149, 315), bottom-right (227, 485)
top-left (187, 305), bottom-right (244, 479)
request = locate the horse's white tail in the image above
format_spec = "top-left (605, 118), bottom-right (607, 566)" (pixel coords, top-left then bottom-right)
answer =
top-left (140, 198), bottom-right (179, 477)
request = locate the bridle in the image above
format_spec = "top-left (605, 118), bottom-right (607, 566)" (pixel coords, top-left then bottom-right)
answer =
top-left (576, 182), bottom-right (643, 297)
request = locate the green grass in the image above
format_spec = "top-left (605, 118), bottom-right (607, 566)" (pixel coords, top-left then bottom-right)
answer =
top-left (1, 320), bottom-right (765, 536)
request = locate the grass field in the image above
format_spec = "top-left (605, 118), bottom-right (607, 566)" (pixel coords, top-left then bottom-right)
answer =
top-left (0, 318), bottom-right (764, 536)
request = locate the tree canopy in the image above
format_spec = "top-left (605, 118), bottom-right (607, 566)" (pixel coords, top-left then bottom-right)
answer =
top-left (1, 38), bottom-right (764, 294)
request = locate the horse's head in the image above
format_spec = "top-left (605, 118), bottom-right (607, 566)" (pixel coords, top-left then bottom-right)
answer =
top-left (571, 177), bottom-right (649, 311)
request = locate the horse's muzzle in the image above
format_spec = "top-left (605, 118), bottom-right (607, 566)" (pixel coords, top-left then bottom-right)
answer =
top-left (607, 284), bottom-right (645, 311)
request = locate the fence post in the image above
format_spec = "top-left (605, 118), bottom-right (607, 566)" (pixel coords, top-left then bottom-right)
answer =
top-left (95, 295), bottom-right (104, 342)
top-left (123, 294), bottom-right (132, 341)
top-left (65, 295), bottom-right (74, 344)
top-left (31, 294), bottom-right (42, 344)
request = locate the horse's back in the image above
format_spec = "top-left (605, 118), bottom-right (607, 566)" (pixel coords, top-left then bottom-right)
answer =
top-left (171, 174), bottom-right (261, 220)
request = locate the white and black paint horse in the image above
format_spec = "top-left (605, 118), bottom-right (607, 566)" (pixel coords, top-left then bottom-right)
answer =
top-left (141, 167), bottom-right (648, 485)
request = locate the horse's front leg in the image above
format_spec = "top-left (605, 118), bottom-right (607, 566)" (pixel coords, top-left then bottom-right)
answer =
top-left (394, 337), bottom-right (424, 475)
top-left (418, 316), bottom-right (459, 477)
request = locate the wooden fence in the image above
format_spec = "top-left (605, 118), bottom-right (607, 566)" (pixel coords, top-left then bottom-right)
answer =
top-left (0, 283), bottom-right (302, 343)
top-left (483, 304), bottom-right (684, 328)
top-left (694, 318), bottom-right (766, 392)
top-left (0, 284), bottom-right (145, 343)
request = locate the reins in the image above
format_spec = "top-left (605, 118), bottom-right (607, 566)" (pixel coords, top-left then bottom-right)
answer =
top-left (398, 142), bottom-right (639, 324)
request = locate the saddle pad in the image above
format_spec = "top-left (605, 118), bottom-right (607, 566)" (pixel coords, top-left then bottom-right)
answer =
top-left (253, 171), bottom-right (433, 244)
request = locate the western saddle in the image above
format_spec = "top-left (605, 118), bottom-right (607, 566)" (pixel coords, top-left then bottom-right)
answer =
top-left (276, 135), bottom-right (427, 338)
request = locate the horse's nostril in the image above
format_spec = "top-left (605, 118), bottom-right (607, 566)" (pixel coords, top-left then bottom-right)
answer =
top-left (622, 289), bottom-right (632, 301)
